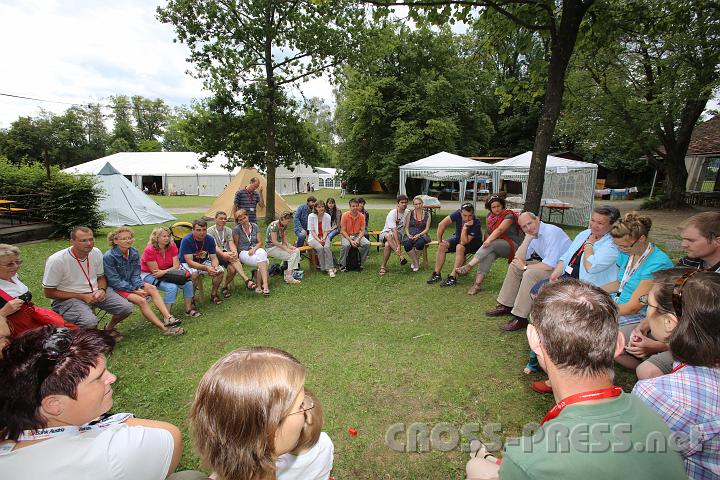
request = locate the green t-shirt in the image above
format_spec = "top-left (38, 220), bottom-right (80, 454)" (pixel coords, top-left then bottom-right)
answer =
top-left (499, 393), bottom-right (687, 479)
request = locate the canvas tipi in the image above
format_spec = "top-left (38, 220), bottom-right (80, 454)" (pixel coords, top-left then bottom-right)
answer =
top-left (95, 163), bottom-right (176, 226)
top-left (205, 168), bottom-right (292, 220)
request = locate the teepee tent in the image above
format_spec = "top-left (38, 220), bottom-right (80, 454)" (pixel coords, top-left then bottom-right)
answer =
top-left (205, 168), bottom-right (292, 220)
top-left (95, 163), bottom-right (176, 226)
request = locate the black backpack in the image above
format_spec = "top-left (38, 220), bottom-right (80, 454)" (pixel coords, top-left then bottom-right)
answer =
top-left (345, 246), bottom-right (361, 271)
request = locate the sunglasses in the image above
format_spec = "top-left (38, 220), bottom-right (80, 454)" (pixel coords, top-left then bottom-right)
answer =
top-left (37, 327), bottom-right (74, 387)
top-left (671, 270), bottom-right (701, 318)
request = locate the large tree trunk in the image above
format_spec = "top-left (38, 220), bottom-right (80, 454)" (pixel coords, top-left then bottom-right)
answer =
top-left (264, 5), bottom-right (278, 222)
top-left (524, 0), bottom-right (593, 215)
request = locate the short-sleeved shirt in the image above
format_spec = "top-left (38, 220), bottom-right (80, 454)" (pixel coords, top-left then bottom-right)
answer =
top-left (382, 208), bottom-right (408, 233)
top-left (141, 243), bottom-right (179, 272)
top-left (499, 393), bottom-right (687, 479)
top-left (178, 233), bottom-right (217, 264)
top-left (42, 247), bottom-right (105, 293)
top-left (633, 365), bottom-right (720, 479)
top-left (265, 221), bottom-right (287, 248)
top-left (615, 245), bottom-right (673, 305)
top-left (448, 210), bottom-right (483, 241)
top-left (233, 223), bottom-right (259, 251)
top-left (678, 256), bottom-right (720, 272)
top-left (233, 187), bottom-right (261, 223)
top-left (340, 211), bottom-right (365, 236)
top-left (0, 422), bottom-right (175, 480)
top-left (525, 222), bottom-right (572, 268)
top-left (207, 225), bottom-right (233, 252)
top-left (276, 431), bottom-right (335, 480)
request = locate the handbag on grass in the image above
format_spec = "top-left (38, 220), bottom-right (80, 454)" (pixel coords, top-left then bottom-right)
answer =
top-left (158, 269), bottom-right (191, 285)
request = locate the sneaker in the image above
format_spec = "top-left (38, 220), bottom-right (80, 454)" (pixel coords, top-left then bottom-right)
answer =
top-left (411, 264), bottom-right (419, 272)
top-left (427, 272), bottom-right (442, 284)
top-left (329, 269), bottom-right (336, 278)
top-left (340, 266), bottom-right (347, 272)
top-left (440, 275), bottom-right (457, 287)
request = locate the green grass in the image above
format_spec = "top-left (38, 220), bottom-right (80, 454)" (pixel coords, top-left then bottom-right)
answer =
top-left (150, 195), bottom-right (213, 209)
top-left (17, 213), bottom-right (658, 478)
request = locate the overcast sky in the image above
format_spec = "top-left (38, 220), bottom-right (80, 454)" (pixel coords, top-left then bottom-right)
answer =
top-left (0, 0), bottom-right (333, 128)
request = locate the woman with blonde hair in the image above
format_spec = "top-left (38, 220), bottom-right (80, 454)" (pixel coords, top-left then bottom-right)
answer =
top-left (232, 208), bottom-right (271, 296)
top-left (141, 227), bottom-right (199, 317)
top-left (103, 227), bottom-right (184, 336)
top-left (266, 212), bottom-right (302, 284)
top-left (187, 347), bottom-right (314, 480)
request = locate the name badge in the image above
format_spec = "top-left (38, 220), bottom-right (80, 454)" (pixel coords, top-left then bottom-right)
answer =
top-left (565, 265), bottom-right (573, 274)
top-left (249, 208), bottom-right (255, 212)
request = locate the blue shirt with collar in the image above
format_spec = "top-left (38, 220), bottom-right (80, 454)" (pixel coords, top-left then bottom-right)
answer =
top-left (526, 222), bottom-right (571, 268)
top-left (103, 246), bottom-right (144, 292)
top-left (294, 204), bottom-right (312, 235)
top-left (559, 229), bottom-right (619, 286)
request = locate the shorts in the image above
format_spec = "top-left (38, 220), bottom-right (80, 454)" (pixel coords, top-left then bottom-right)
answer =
top-left (446, 235), bottom-right (482, 254)
top-left (182, 260), bottom-right (225, 275)
top-left (619, 323), bottom-right (674, 375)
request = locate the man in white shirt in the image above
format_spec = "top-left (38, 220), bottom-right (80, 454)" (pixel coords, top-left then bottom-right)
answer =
top-left (43, 226), bottom-right (133, 335)
top-left (486, 212), bottom-right (571, 331)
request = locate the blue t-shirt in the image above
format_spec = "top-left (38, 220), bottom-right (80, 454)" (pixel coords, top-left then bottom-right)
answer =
top-left (615, 244), bottom-right (673, 305)
top-left (178, 233), bottom-right (217, 263)
top-left (449, 210), bottom-right (483, 241)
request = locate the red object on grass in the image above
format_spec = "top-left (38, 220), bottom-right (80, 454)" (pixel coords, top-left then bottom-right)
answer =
top-left (348, 427), bottom-right (358, 436)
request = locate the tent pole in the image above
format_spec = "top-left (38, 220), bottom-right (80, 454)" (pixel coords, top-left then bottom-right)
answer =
top-left (649, 170), bottom-right (658, 199)
top-left (472, 175), bottom-right (478, 211)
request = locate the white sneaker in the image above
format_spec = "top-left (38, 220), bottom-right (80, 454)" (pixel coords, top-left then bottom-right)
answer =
top-left (412, 264), bottom-right (419, 272)
top-left (329, 269), bottom-right (336, 278)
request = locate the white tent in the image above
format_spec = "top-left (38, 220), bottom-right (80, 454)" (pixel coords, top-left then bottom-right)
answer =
top-left (398, 152), bottom-right (494, 203)
top-left (491, 151), bottom-right (598, 227)
top-left (63, 152), bottom-right (239, 196)
top-left (315, 167), bottom-right (342, 189)
top-left (275, 164), bottom-right (320, 195)
top-left (94, 163), bottom-right (176, 226)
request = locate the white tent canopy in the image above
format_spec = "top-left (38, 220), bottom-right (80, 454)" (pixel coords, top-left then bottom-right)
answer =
top-left (94, 163), bottom-right (176, 226)
top-left (275, 163), bottom-right (319, 195)
top-left (315, 167), bottom-right (342, 189)
top-left (398, 151), bottom-right (494, 202)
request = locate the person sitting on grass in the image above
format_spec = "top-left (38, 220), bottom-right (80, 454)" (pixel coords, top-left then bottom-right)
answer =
top-left (453, 194), bottom-right (523, 295)
top-left (178, 347), bottom-right (315, 480)
top-left (276, 389), bottom-right (335, 480)
top-left (485, 212), bottom-right (570, 332)
top-left (208, 210), bottom-right (246, 298)
top-left (325, 197), bottom-right (342, 243)
top-left (179, 219), bottom-right (226, 305)
top-left (340, 198), bottom-right (371, 271)
top-left (631, 269), bottom-right (720, 480)
top-left (233, 208), bottom-right (271, 296)
top-left (141, 227), bottom-right (200, 318)
top-left (379, 194), bottom-right (409, 276)
top-left (293, 196), bottom-right (317, 248)
top-left (43, 226), bottom-right (133, 340)
top-left (603, 212), bottom-right (672, 326)
top-left (0, 326), bottom-right (183, 479)
top-left (266, 212), bottom-right (302, 284)
top-left (308, 200), bottom-right (336, 278)
top-left (103, 227), bottom-right (184, 337)
top-left (427, 203), bottom-right (484, 287)
top-left (402, 195), bottom-right (432, 272)
top-left (465, 280), bottom-right (686, 480)
top-left (358, 197), bottom-right (370, 240)
top-left (677, 211), bottom-right (720, 271)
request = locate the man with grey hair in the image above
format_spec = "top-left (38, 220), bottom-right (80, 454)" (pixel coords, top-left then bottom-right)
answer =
top-left (43, 226), bottom-right (133, 338)
top-left (486, 212), bottom-right (570, 331)
top-left (466, 280), bottom-right (686, 479)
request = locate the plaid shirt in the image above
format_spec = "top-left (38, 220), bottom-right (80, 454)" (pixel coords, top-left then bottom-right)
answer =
top-left (633, 364), bottom-right (720, 479)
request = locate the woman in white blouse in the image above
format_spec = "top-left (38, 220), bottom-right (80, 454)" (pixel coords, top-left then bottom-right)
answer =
top-left (307, 201), bottom-right (336, 278)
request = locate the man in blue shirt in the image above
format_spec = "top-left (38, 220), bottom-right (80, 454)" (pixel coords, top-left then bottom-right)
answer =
top-left (427, 203), bottom-right (483, 286)
top-left (486, 212), bottom-right (571, 331)
top-left (293, 196), bottom-right (316, 247)
top-left (179, 219), bottom-right (225, 305)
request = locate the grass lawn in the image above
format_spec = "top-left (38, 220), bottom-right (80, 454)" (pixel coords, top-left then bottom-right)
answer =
top-left (17, 212), bottom-right (670, 478)
top-left (149, 195), bottom-right (214, 209)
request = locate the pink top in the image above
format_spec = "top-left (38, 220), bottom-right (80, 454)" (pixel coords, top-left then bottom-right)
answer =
top-left (141, 242), bottom-right (178, 272)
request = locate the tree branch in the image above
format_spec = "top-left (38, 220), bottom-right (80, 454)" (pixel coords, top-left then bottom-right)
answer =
top-left (277, 61), bottom-right (341, 85)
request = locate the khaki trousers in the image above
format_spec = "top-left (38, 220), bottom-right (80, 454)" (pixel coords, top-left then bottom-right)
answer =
top-left (496, 261), bottom-right (551, 319)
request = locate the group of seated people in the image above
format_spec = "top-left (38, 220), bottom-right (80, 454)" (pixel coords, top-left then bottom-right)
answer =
top-left (0, 192), bottom-right (718, 479)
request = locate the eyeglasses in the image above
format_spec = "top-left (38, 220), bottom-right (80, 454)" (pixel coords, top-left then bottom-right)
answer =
top-left (37, 327), bottom-right (73, 386)
top-left (671, 270), bottom-right (701, 318)
top-left (0, 259), bottom-right (22, 267)
top-left (638, 294), bottom-right (661, 310)
top-left (616, 236), bottom-right (640, 251)
top-left (287, 398), bottom-right (315, 416)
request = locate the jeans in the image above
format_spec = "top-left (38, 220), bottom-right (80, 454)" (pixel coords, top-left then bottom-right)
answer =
top-left (143, 273), bottom-right (193, 305)
top-left (295, 230), bottom-right (307, 247)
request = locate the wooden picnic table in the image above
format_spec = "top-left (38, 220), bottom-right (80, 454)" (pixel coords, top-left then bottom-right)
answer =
top-left (0, 199), bottom-right (29, 225)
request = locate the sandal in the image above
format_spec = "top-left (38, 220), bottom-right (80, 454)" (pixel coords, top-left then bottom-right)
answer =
top-left (284, 276), bottom-right (301, 284)
top-left (456, 264), bottom-right (472, 275)
top-left (467, 283), bottom-right (482, 295)
top-left (210, 294), bottom-right (223, 305)
top-left (105, 328), bottom-right (124, 342)
top-left (185, 309), bottom-right (201, 318)
top-left (163, 315), bottom-right (182, 327)
top-left (399, 257), bottom-right (408, 265)
top-left (245, 279), bottom-right (257, 290)
top-left (221, 287), bottom-right (232, 298)
top-left (379, 266), bottom-right (386, 276)
top-left (263, 288), bottom-right (270, 297)
top-left (162, 326), bottom-right (184, 336)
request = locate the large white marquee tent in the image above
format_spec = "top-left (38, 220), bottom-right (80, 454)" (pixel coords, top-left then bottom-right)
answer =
top-left (398, 150), bottom-right (598, 226)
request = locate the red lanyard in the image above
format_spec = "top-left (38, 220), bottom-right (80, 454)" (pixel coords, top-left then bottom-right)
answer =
top-left (69, 248), bottom-right (93, 292)
top-left (568, 242), bottom-right (587, 268)
top-left (671, 362), bottom-right (687, 374)
top-left (244, 188), bottom-right (255, 204)
top-left (540, 386), bottom-right (622, 425)
top-left (194, 239), bottom-right (205, 256)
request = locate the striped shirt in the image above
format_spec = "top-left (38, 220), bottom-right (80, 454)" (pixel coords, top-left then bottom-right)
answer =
top-left (233, 188), bottom-right (261, 223)
top-left (633, 364), bottom-right (720, 479)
